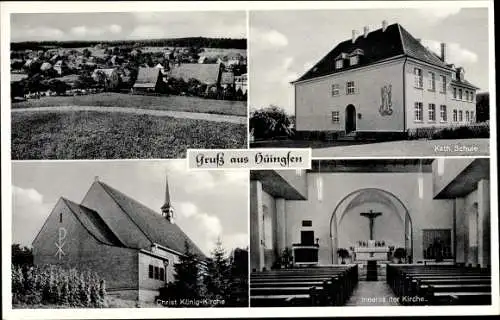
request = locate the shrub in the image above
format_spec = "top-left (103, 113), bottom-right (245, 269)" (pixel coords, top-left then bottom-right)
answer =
top-left (407, 123), bottom-right (489, 140)
top-left (12, 264), bottom-right (107, 308)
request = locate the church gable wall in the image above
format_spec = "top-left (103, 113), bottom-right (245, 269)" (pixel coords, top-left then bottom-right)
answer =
top-left (294, 59), bottom-right (405, 132)
top-left (284, 172), bottom-right (453, 264)
top-left (32, 199), bottom-right (139, 291)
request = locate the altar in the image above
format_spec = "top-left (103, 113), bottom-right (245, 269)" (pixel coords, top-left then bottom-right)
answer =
top-left (354, 240), bottom-right (390, 261)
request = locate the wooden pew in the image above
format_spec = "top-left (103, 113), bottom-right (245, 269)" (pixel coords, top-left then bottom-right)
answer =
top-left (250, 265), bottom-right (358, 307)
top-left (387, 264), bottom-right (491, 305)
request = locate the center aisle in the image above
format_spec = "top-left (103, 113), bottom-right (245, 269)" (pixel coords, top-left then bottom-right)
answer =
top-left (345, 281), bottom-right (400, 306)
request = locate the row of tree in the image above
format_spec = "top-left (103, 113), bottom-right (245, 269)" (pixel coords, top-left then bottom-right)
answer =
top-left (159, 240), bottom-right (248, 307)
top-left (11, 37), bottom-right (247, 51)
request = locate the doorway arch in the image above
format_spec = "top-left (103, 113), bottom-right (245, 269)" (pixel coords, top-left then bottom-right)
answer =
top-left (329, 188), bottom-right (413, 264)
top-left (345, 104), bottom-right (356, 133)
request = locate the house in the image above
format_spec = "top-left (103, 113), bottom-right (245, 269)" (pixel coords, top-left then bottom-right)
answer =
top-left (235, 73), bottom-right (247, 94)
top-left (132, 67), bottom-right (165, 93)
top-left (169, 63), bottom-right (222, 86)
top-left (292, 21), bottom-right (479, 136)
top-left (32, 177), bottom-right (206, 302)
top-left (53, 60), bottom-right (69, 76)
top-left (10, 73), bottom-right (28, 83)
top-left (40, 62), bottom-right (52, 72)
top-left (92, 68), bottom-right (121, 90)
top-left (221, 71), bottom-right (235, 89)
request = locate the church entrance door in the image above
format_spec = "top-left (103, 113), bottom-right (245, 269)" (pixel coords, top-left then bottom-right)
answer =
top-left (345, 104), bottom-right (356, 134)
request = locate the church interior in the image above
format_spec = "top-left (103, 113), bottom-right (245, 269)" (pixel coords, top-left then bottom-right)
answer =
top-left (249, 158), bottom-right (491, 306)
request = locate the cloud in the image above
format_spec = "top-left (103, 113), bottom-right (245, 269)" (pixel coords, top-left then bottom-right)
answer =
top-left (251, 27), bottom-right (288, 48)
top-left (420, 7), bottom-right (461, 20)
top-left (109, 24), bottom-right (122, 34)
top-left (176, 201), bottom-right (223, 255)
top-left (13, 27), bottom-right (65, 41)
top-left (129, 25), bottom-right (166, 39)
top-left (422, 39), bottom-right (478, 64)
top-left (69, 25), bottom-right (125, 38)
top-left (222, 232), bottom-right (249, 251)
top-left (12, 186), bottom-right (53, 246)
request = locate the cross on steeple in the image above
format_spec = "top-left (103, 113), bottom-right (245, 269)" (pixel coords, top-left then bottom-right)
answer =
top-left (161, 174), bottom-right (174, 223)
top-left (360, 210), bottom-right (382, 240)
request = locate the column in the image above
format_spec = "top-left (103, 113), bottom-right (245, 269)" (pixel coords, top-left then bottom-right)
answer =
top-left (467, 203), bottom-right (478, 267)
top-left (477, 179), bottom-right (490, 268)
top-left (250, 180), bottom-right (264, 271)
top-left (454, 198), bottom-right (467, 264)
top-left (274, 198), bottom-right (286, 256)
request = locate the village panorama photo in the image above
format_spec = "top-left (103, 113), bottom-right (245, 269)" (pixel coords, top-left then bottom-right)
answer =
top-left (249, 8), bottom-right (490, 157)
top-left (10, 11), bottom-right (248, 159)
top-left (11, 160), bottom-right (249, 308)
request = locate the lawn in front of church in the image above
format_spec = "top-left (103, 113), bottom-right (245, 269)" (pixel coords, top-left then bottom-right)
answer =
top-left (11, 92), bottom-right (247, 117)
top-left (12, 111), bottom-right (246, 159)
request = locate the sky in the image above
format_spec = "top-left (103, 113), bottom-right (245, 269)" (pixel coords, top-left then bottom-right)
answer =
top-left (250, 8), bottom-right (490, 115)
top-left (11, 11), bottom-right (246, 42)
top-left (11, 160), bottom-right (249, 257)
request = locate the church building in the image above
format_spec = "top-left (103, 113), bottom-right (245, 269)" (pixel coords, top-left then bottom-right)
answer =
top-left (250, 158), bottom-right (490, 270)
top-left (292, 21), bottom-right (479, 136)
top-left (32, 177), bottom-right (205, 302)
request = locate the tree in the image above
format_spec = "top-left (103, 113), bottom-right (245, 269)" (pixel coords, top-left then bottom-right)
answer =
top-left (75, 73), bottom-right (95, 89)
top-left (12, 244), bottom-right (33, 266)
top-left (204, 239), bottom-right (231, 300)
top-left (82, 48), bottom-right (91, 58)
top-left (171, 240), bottom-right (202, 299)
top-left (226, 248), bottom-right (249, 307)
top-left (476, 92), bottom-right (489, 122)
top-left (249, 105), bottom-right (294, 140)
top-left (394, 248), bottom-right (406, 264)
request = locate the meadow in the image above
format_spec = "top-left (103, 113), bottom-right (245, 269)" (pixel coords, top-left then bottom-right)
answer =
top-left (12, 111), bottom-right (247, 159)
top-left (12, 93), bottom-right (247, 117)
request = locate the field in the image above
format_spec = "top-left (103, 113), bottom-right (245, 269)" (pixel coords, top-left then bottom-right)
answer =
top-left (12, 111), bottom-right (247, 159)
top-left (12, 93), bottom-right (247, 117)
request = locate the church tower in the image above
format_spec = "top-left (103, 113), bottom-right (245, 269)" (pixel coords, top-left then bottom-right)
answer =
top-left (161, 175), bottom-right (175, 223)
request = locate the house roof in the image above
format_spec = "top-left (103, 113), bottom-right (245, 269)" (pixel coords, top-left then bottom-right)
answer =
top-left (294, 23), bottom-right (453, 83)
top-left (169, 63), bottom-right (221, 85)
top-left (451, 79), bottom-right (479, 90)
top-left (11, 73), bottom-right (28, 82)
top-left (97, 182), bottom-right (206, 258)
top-left (92, 68), bottom-right (117, 78)
top-left (62, 198), bottom-right (124, 247)
top-left (133, 67), bottom-right (161, 88)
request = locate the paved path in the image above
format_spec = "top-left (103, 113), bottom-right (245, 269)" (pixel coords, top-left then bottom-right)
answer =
top-left (346, 281), bottom-right (400, 306)
top-left (12, 106), bottom-right (247, 125)
top-left (313, 138), bottom-right (490, 157)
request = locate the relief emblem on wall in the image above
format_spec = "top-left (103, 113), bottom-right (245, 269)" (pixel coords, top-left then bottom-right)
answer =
top-left (379, 84), bottom-right (393, 116)
top-left (55, 227), bottom-right (67, 260)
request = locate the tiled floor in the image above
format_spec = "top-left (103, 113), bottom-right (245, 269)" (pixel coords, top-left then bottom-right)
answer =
top-left (346, 281), bottom-right (400, 306)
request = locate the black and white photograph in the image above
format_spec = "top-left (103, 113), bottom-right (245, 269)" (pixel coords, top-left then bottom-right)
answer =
top-left (10, 11), bottom-right (248, 159)
top-left (250, 158), bottom-right (492, 306)
top-left (11, 160), bottom-right (249, 308)
top-left (249, 8), bottom-right (490, 157)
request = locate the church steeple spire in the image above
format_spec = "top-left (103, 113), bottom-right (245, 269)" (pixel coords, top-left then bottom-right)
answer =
top-left (161, 174), bottom-right (174, 223)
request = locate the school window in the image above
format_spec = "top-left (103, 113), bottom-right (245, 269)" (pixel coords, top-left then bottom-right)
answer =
top-left (159, 268), bottom-right (165, 281)
top-left (331, 84), bottom-right (340, 96)
top-left (414, 68), bottom-right (423, 88)
top-left (428, 104), bottom-right (436, 122)
top-left (453, 110), bottom-right (458, 122)
top-left (470, 111), bottom-right (475, 122)
top-left (331, 111), bottom-right (340, 123)
top-left (336, 59), bottom-right (343, 69)
top-left (428, 72), bottom-right (435, 91)
top-left (346, 81), bottom-right (355, 95)
top-left (440, 75), bottom-right (446, 93)
top-left (154, 266), bottom-right (159, 280)
top-left (414, 102), bottom-right (423, 122)
top-left (470, 92), bottom-right (474, 102)
top-left (465, 91), bottom-right (469, 101)
top-left (453, 87), bottom-right (457, 99)
top-left (458, 88), bottom-right (463, 100)
top-left (349, 55), bottom-right (359, 66)
top-left (466, 111), bottom-right (470, 122)
top-left (459, 110), bottom-right (463, 122)
top-left (148, 265), bottom-right (154, 278)
top-left (440, 105), bottom-right (447, 122)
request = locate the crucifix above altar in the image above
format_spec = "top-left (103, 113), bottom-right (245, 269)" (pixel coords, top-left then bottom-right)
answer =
top-left (360, 209), bottom-right (382, 240)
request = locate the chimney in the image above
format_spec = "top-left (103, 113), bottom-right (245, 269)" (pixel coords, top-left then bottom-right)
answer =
top-left (382, 20), bottom-right (388, 32)
top-left (363, 26), bottom-right (369, 38)
top-left (161, 174), bottom-right (174, 223)
top-left (352, 30), bottom-right (358, 43)
top-left (440, 42), bottom-right (447, 62)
